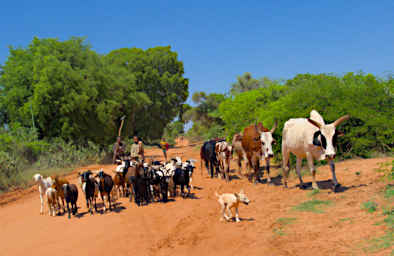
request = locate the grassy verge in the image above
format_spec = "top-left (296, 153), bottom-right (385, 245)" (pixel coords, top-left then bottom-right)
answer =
top-left (293, 199), bottom-right (333, 213)
top-left (362, 160), bottom-right (394, 254)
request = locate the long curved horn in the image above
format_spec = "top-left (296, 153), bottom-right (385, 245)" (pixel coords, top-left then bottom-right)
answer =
top-left (332, 115), bottom-right (350, 127)
top-left (270, 120), bottom-right (278, 133)
top-left (307, 118), bottom-right (322, 129)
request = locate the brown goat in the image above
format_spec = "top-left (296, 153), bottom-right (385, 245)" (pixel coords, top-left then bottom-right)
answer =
top-left (113, 172), bottom-right (126, 198)
top-left (51, 176), bottom-right (69, 214)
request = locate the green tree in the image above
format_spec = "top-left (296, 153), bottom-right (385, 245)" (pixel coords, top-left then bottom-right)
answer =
top-left (0, 38), bottom-right (189, 145)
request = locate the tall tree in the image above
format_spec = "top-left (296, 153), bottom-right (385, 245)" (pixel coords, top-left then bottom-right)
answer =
top-left (0, 38), bottom-right (189, 145)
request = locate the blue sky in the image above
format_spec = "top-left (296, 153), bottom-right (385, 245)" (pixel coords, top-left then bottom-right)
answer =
top-left (1, 0), bottom-right (393, 100)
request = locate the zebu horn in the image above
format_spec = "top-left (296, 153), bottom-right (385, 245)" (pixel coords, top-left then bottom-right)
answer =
top-left (270, 120), bottom-right (278, 133)
top-left (332, 115), bottom-right (350, 127)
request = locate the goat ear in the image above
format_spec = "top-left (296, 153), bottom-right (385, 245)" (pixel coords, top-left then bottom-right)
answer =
top-left (308, 118), bottom-right (322, 129)
top-left (335, 130), bottom-right (345, 137)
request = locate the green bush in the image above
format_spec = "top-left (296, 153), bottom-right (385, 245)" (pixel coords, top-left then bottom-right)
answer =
top-left (219, 72), bottom-right (393, 160)
top-left (0, 126), bottom-right (105, 193)
top-left (362, 201), bottom-right (378, 213)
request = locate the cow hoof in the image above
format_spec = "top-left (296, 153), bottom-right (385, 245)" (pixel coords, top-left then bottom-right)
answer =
top-left (333, 183), bottom-right (341, 192)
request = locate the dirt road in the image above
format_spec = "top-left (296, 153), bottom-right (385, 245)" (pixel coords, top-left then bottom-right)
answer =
top-left (0, 142), bottom-right (392, 256)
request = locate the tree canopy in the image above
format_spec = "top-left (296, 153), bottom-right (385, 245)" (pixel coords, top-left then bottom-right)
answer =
top-left (0, 37), bottom-right (188, 145)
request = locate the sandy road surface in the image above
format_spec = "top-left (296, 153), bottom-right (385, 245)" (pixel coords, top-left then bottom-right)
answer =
top-left (0, 142), bottom-right (392, 256)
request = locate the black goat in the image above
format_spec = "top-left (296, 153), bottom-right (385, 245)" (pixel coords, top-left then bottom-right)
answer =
top-left (79, 170), bottom-right (98, 215)
top-left (96, 170), bottom-right (114, 212)
top-left (62, 183), bottom-right (78, 219)
top-left (129, 163), bottom-right (150, 206)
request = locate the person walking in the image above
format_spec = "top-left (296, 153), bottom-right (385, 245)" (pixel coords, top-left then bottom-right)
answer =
top-left (113, 136), bottom-right (125, 164)
top-left (160, 138), bottom-right (169, 161)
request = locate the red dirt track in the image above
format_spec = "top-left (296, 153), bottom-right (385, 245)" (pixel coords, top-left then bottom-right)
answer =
top-left (0, 141), bottom-right (392, 256)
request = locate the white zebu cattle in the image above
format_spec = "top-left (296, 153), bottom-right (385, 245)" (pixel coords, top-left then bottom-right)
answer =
top-left (282, 110), bottom-right (349, 191)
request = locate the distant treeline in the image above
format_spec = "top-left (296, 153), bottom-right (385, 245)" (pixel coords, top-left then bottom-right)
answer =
top-left (184, 72), bottom-right (393, 159)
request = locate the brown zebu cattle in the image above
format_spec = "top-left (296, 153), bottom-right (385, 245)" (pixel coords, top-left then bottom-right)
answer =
top-left (241, 122), bottom-right (277, 183)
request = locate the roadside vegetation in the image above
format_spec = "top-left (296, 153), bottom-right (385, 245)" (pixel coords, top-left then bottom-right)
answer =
top-left (0, 37), bottom-right (189, 192)
top-left (363, 160), bottom-right (394, 254)
top-left (184, 72), bottom-right (393, 161)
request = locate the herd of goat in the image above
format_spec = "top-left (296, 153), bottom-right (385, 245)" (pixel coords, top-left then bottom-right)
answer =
top-left (33, 157), bottom-right (196, 218)
top-left (33, 110), bottom-right (350, 219)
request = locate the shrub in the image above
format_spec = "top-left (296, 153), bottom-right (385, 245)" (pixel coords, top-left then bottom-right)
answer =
top-left (362, 201), bottom-right (378, 213)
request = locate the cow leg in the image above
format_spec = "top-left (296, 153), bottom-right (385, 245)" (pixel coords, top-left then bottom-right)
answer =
top-left (282, 150), bottom-right (290, 188)
top-left (296, 157), bottom-right (305, 189)
top-left (265, 158), bottom-right (272, 183)
top-left (329, 160), bottom-right (340, 191)
top-left (108, 191), bottom-right (112, 211)
top-left (237, 157), bottom-right (242, 177)
top-left (306, 153), bottom-right (319, 190)
top-left (254, 158), bottom-right (260, 184)
top-left (226, 166), bottom-right (230, 183)
top-left (205, 160), bottom-right (211, 177)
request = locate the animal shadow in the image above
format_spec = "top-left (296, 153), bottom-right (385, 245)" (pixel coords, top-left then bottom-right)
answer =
top-left (259, 174), bottom-right (283, 186)
top-left (75, 211), bottom-right (89, 218)
top-left (295, 179), bottom-right (366, 193)
top-left (160, 198), bottom-right (175, 203)
top-left (239, 217), bottom-right (255, 222)
top-left (229, 175), bottom-right (241, 181)
top-left (192, 186), bottom-right (203, 190)
top-left (186, 193), bottom-right (200, 200)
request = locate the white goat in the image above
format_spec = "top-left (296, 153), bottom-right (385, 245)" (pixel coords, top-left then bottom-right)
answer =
top-left (33, 173), bottom-right (54, 215)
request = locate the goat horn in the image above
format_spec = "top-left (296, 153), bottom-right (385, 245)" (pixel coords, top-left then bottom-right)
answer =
top-left (332, 115), bottom-right (350, 127)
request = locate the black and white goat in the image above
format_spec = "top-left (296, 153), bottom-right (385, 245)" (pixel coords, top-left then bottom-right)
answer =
top-left (79, 170), bottom-right (98, 215)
